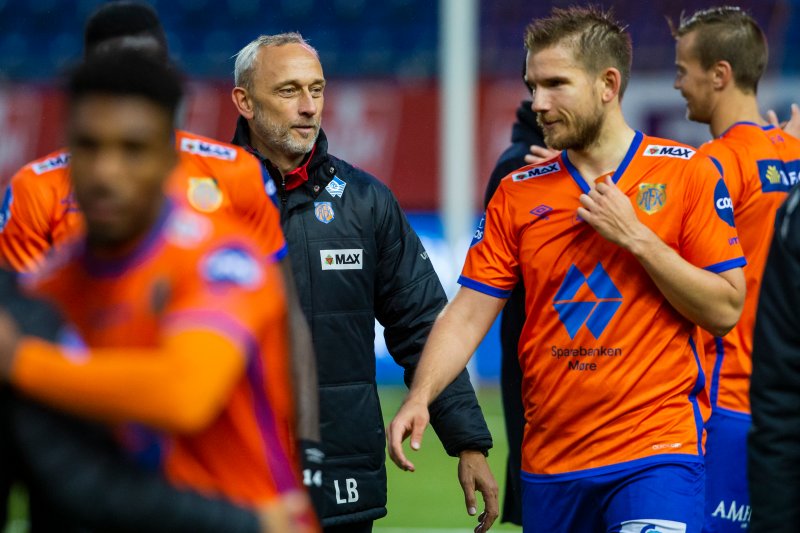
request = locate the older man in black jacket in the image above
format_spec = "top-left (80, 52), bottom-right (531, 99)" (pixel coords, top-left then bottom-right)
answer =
top-left (231, 33), bottom-right (495, 533)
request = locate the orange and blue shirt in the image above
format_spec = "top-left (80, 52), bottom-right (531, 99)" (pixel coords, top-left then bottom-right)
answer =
top-left (0, 130), bottom-right (286, 272)
top-left (460, 131), bottom-right (745, 478)
top-left (11, 204), bottom-right (299, 505)
top-left (698, 122), bottom-right (800, 416)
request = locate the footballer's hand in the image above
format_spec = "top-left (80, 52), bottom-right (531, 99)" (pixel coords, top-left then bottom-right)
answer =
top-left (458, 450), bottom-right (499, 532)
top-left (0, 309), bottom-right (21, 380)
top-left (258, 490), bottom-right (319, 533)
top-left (524, 145), bottom-right (559, 165)
top-left (387, 398), bottom-right (430, 472)
top-left (578, 176), bottom-right (649, 251)
top-left (767, 103), bottom-right (800, 138)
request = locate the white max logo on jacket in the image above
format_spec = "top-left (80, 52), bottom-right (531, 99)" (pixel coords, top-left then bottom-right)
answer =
top-left (320, 249), bottom-right (363, 270)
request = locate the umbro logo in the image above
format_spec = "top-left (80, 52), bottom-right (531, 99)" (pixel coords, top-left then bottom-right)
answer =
top-left (553, 263), bottom-right (622, 339)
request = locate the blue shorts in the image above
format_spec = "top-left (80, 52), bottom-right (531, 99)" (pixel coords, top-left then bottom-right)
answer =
top-left (521, 459), bottom-right (705, 533)
top-left (703, 409), bottom-right (751, 532)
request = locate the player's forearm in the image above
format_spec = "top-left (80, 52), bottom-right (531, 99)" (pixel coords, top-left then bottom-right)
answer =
top-left (408, 288), bottom-right (504, 406)
top-left (627, 227), bottom-right (745, 336)
top-left (11, 331), bottom-right (244, 433)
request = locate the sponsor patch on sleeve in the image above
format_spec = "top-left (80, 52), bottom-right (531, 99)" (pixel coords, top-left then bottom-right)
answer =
top-left (714, 178), bottom-right (735, 227)
top-left (0, 186), bottom-right (12, 231)
top-left (180, 138), bottom-right (237, 161)
top-left (512, 161), bottom-right (561, 181)
top-left (469, 213), bottom-right (486, 247)
top-left (201, 247), bottom-right (263, 287)
top-left (32, 153), bottom-right (70, 175)
top-left (642, 144), bottom-right (695, 160)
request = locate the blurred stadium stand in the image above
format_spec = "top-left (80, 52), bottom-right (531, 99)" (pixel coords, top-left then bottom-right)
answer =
top-left (0, 0), bottom-right (797, 81)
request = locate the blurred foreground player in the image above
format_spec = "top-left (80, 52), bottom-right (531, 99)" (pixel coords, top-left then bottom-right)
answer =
top-left (389, 7), bottom-right (746, 532)
top-left (672, 7), bottom-right (800, 531)
top-left (0, 1), bottom-right (321, 479)
top-left (0, 51), bottom-right (316, 533)
top-left (1, 267), bottom-right (269, 533)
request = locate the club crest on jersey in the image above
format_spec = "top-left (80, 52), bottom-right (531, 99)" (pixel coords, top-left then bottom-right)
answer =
top-left (636, 183), bottom-right (667, 215)
top-left (187, 177), bottom-right (223, 213)
top-left (32, 153), bottom-right (70, 175)
top-left (180, 138), bottom-right (237, 161)
top-left (201, 247), bottom-right (263, 288)
top-left (326, 176), bottom-right (347, 198)
top-left (512, 162), bottom-right (561, 181)
top-left (642, 144), bottom-right (695, 160)
top-left (314, 202), bottom-right (335, 224)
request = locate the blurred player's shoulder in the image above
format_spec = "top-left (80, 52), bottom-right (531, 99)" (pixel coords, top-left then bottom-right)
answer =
top-left (11, 148), bottom-right (72, 188)
top-left (176, 129), bottom-right (254, 168)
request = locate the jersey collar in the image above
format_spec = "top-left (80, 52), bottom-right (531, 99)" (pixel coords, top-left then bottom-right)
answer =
top-left (561, 130), bottom-right (644, 194)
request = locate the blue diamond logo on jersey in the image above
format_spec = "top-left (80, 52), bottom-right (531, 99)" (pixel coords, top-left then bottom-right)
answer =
top-left (325, 176), bottom-right (347, 198)
top-left (553, 263), bottom-right (623, 339)
top-left (314, 202), bottom-right (335, 224)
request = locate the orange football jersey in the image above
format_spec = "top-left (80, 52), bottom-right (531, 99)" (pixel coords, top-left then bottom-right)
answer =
top-left (460, 132), bottom-right (745, 477)
top-left (12, 205), bottom-right (298, 505)
top-left (0, 130), bottom-right (285, 272)
top-left (698, 122), bottom-right (800, 415)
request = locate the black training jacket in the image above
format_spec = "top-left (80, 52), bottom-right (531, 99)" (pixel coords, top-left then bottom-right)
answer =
top-left (234, 119), bottom-right (493, 526)
top-left (749, 186), bottom-right (800, 532)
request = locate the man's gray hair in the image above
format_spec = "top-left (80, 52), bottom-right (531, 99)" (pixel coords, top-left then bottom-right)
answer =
top-left (234, 32), bottom-right (318, 91)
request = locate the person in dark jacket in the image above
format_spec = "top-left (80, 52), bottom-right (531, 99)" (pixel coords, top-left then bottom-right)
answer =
top-left (230, 33), bottom-right (496, 532)
top-left (0, 267), bottom-right (264, 533)
top-left (483, 95), bottom-right (545, 527)
top-left (748, 185), bottom-right (800, 532)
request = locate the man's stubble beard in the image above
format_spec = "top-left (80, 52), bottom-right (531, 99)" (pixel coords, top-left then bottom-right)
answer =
top-left (539, 103), bottom-right (605, 152)
top-left (253, 103), bottom-right (320, 158)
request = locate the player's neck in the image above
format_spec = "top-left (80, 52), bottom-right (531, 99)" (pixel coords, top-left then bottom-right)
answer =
top-left (567, 113), bottom-right (636, 186)
top-left (710, 91), bottom-right (765, 138)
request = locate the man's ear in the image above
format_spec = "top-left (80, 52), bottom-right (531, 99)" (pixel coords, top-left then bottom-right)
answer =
top-left (599, 67), bottom-right (622, 104)
top-left (231, 87), bottom-right (255, 120)
top-left (712, 60), bottom-right (733, 91)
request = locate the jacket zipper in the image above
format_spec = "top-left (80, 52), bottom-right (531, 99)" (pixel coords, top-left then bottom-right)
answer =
top-left (280, 175), bottom-right (287, 213)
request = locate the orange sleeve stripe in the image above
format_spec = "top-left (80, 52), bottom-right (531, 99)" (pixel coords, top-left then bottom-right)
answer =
top-left (12, 330), bottom-right (245, 433)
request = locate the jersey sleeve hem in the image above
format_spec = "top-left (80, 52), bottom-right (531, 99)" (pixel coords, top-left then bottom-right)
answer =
top-left (703, 256), bottom-right (746, 274)
top-left (457, 275), bottom-right (512, 298)
top-left (272, 243), bottom-right (289, 262)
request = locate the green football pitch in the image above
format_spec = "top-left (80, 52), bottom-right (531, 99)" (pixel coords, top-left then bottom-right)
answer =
top-left (3, 386), bottom-right (521, 533)
top-left (377, 385), bottom-right (522, 532)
